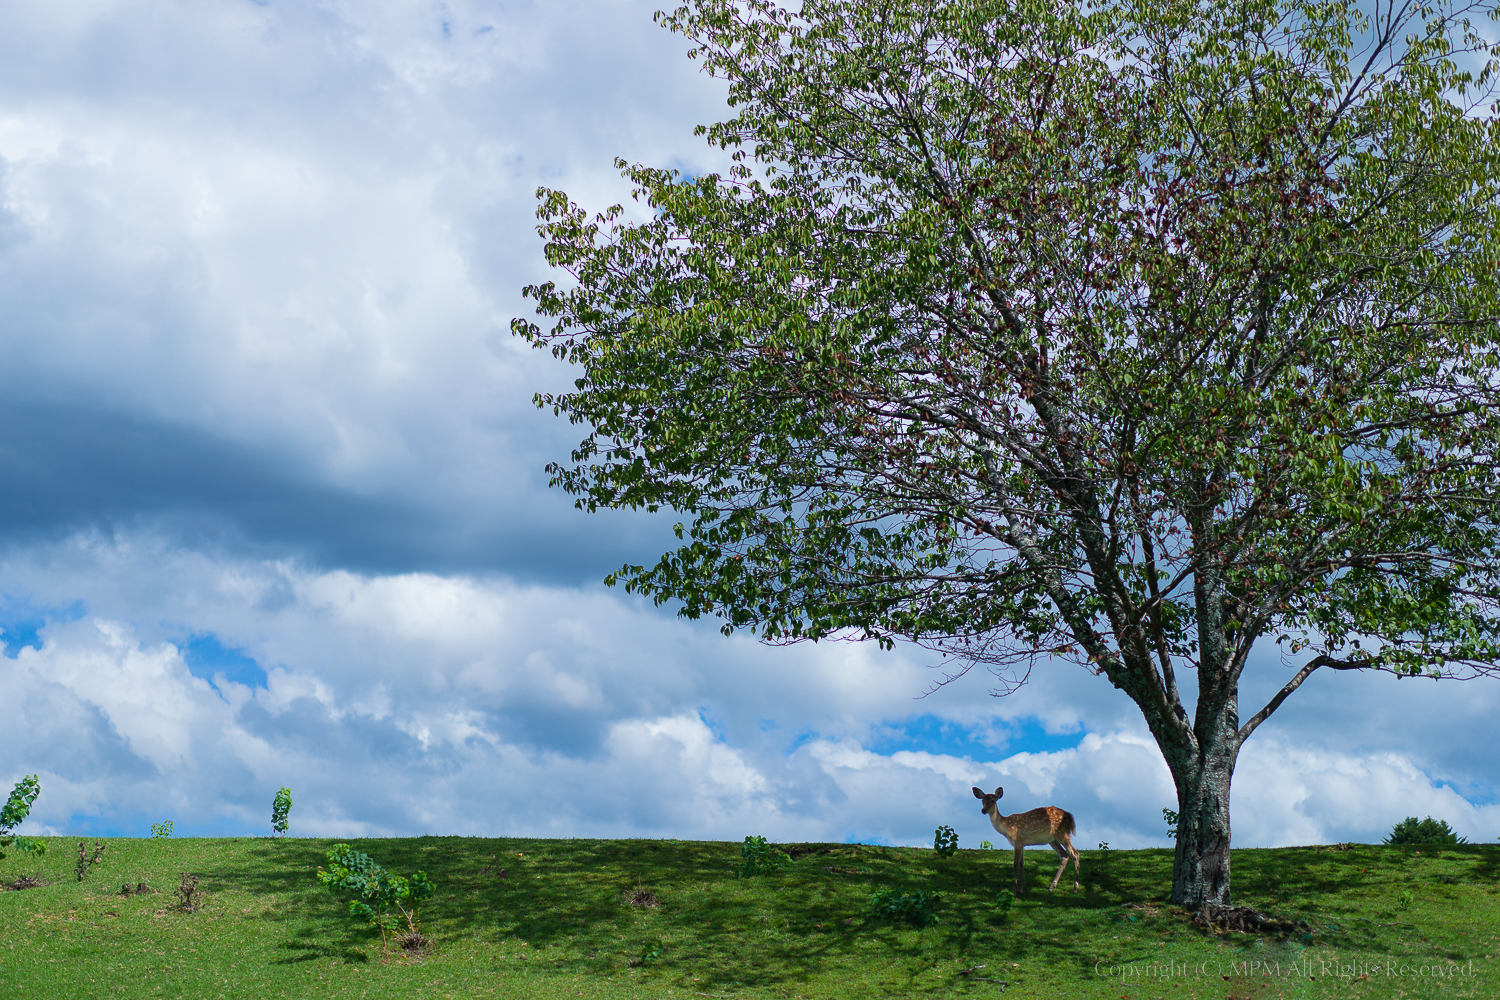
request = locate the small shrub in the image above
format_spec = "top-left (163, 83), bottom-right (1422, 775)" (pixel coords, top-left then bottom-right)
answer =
top-left (1097, 841), bottom-right (1110, 850)
top-left (75, 841), bottom-right (106, 882)
top-left (629, 940), bottom-right (665, 966)
top-left (978, 840), bottom-right (994, 850)
top-left (1163, 808), bottom-right (1179, 839)
top-left (0, 774), bottom-right (46, 860)
top-left (175, 872), bottom-right (201, 912)
top-left (1384, 816), bottom-right (1467, 846)
top-left (994, 888), bottom-right (1015, 913)
top-left (870, 888), bottom-right (942, 927)
top-left (272, 787), bottom-right (293, 838)
top-left (739, 835), bottom-right (790, 877)
top-left (317, 844), bottom-right (434, 950)
top-left (150, 820), bottom-right (174, 838)
top-left (933, 825), bottom-right (958, 859)
top-left (1396, 890), bottom-right (1414, 911)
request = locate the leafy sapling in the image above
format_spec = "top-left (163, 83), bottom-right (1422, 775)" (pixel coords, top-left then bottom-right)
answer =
top-left (272, 787), bottom-right (292, 838)
top-left (1, 774), bottom-right (46, 859)
top-left (317, 844), bottom-right (435, 950)
top-left (151, 820), bottom-right (174, 838)
top-left (738, 835), bottom-right (791, 876)
top-left (933, 825), bottom-right (959, 859)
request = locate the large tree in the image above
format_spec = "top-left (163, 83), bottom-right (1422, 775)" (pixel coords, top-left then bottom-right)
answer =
top-left (513, 0), bottom-right (1500, 907)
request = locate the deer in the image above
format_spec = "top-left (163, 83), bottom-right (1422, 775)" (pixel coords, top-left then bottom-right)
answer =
top-left (972, 786), bottom-right (1081, 895)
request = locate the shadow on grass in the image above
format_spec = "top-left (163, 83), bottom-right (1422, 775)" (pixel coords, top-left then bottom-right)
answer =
top-left (195, 840), bottom-right (388, 964)
top-left (202, 838), bottom-right (1136, 990)
top-left (1470, 843), bottom-right (1500, 884)
top-left (188, 837), bottom-right (1500, 992)
top-left (277, 935), bottom-right (372, 965)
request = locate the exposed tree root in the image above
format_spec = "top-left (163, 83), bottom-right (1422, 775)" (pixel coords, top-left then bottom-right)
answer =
top-left (1193, 903), bottom-right (1310, 939)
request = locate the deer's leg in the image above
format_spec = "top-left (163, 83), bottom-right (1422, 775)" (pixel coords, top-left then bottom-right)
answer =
top-left (1012, 847), bottom-right (1026, 895)
top-left (1056, 832), bottom-right (1081, 892)
top-left (1048, 842), bottom-right (1069, 892)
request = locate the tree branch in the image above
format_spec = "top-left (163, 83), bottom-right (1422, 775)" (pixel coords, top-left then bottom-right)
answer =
top-left (1238, 653), bottom-right (1375, 741)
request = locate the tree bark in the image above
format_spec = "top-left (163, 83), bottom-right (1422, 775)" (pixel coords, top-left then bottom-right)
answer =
top-left (1160, 712), bottom-right (1240, 908)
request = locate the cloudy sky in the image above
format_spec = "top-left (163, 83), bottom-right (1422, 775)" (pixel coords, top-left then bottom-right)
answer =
top-left (1, 0), bottom-right (1494, 851)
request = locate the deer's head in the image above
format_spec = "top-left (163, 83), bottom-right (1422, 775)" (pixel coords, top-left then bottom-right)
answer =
top-left (972, 786), bottom-right (1004, 816)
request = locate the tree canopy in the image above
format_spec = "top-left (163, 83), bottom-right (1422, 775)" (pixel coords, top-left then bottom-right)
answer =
top-left (514, 0), bottom-right (1500, 907)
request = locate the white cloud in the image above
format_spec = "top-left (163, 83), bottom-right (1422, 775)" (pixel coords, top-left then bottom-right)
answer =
top-left (1233, 735), bottom-right (1500, 848)
top-left (1, 536), bottom-right (1493, 851)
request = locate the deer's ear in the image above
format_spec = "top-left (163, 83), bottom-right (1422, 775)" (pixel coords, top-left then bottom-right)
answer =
top-left (994, 787), bottom-right (1004, 799)
top-left (972, 787), bottom-right (985, 799)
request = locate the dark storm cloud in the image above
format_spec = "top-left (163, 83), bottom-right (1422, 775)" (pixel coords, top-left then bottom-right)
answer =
top-left (0, 395), bottom-right (674, 581)
top-left (0, 0), bottom-right (717, 586)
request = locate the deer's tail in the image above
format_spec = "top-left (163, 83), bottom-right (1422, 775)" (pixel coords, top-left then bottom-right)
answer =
top-left (1059, 809), bottom-right (1077, 838)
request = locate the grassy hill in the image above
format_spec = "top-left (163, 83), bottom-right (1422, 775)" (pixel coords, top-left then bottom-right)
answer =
top-left (0, 836), bottom-right (1494, 999)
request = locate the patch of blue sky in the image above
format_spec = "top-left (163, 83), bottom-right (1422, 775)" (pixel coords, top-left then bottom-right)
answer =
top-left (0, 619), bottom-right (42, 659)
top-left (782, 730), bottom-right (819, 755)
top-left (0, 594), bottom-right (85, 658)
top-left (61, 811), bottom-right (255, 839)
top-left (58, 811), bottom-right (150, 838)
top-left (842, 833), bottom-right (891, 846)
top-left (696, 705), bottom-right (728, 741)
top-left (180, 634), bottom-right (269, 692)
top-left (867, 713), bottom-right (1084, 761)
top-left (1438, 778), bottom-right (1498, 808)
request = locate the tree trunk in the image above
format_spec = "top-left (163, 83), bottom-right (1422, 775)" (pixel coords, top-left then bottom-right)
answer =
top-left (1161, 721), bottom-right (1240, 908)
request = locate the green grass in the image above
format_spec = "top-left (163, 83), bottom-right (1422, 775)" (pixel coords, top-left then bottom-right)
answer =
top-left (1, 837), bottom-right (1495, 999)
